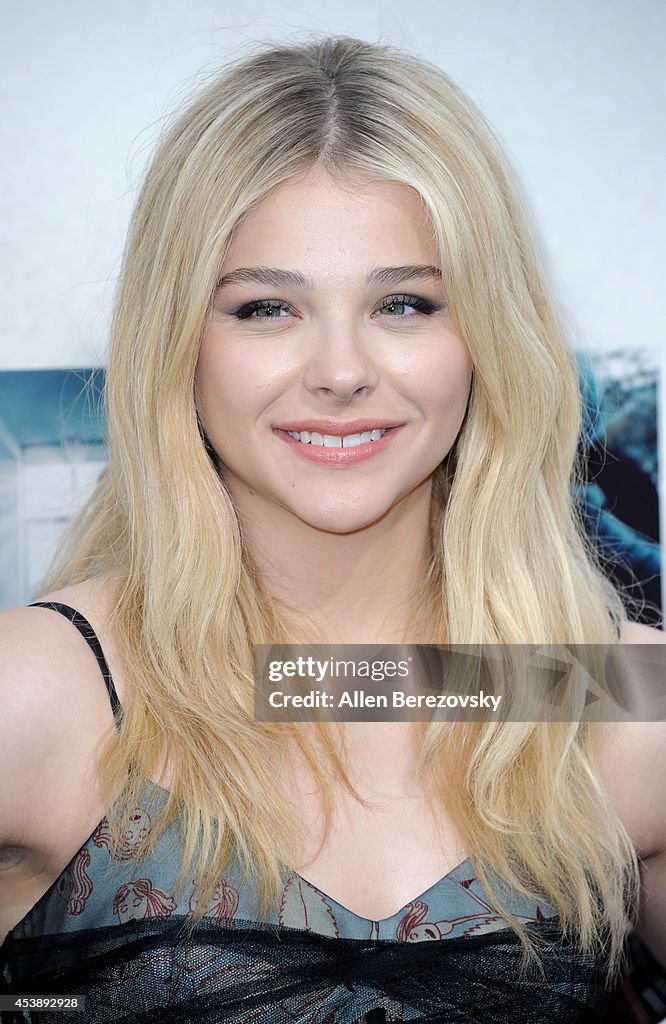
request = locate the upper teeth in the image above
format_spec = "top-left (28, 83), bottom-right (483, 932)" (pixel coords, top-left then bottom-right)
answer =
top-left (286, 428), bottom-right (388, 447)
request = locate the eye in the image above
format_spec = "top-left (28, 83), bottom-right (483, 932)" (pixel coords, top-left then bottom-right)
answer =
top-left (376, 294), bottom-right (440, 317)
top-left (232, 299), bottom-right (292, 320)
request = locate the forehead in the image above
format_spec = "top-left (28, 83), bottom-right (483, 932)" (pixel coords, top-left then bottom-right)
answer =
top-left (222, 170), bottom-right (439, 277)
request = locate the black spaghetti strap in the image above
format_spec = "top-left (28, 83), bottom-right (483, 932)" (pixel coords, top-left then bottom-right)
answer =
top-left (28, 601), bottom-right (123, 728)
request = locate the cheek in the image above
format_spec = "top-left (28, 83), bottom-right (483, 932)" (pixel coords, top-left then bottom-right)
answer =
top-left (442, 356), bottom-right (473, 417)
top-left (195, 333), bottom-right (248, 419)
top-left (400, 344), bottom-right (473, 423)
top-left (195, 330), bottom-right (297, 422)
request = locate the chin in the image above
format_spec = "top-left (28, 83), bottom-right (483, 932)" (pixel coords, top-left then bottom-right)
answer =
top-left (291, 500), bottom-right (398, 536)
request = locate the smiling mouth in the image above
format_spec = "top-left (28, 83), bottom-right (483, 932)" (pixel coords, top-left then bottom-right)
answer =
top-left (285, 428), bottom-right (389, 448)
top-left (274, 425), bottom-right (401, 465)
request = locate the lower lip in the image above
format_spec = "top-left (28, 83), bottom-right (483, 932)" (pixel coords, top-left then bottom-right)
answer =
top-left (274, 427), bottom-right (401, 465)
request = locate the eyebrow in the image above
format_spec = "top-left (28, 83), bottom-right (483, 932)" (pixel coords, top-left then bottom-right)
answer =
top-left (216, 264), bottom-right (442, 289)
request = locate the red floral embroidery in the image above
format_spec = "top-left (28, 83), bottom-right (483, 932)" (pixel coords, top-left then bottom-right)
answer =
top-left (278, 874), bottom-right (339, 937)
top-left (112, 878), bottom-right (177, 923)
top-left (56, 848), bottom-right (93, 915)
top-left (188, 877), bottom-right (240, 921)
top-left (92, 808), bottom-right (152, 860)
top-left (396, 898), bottom-right (504, 940)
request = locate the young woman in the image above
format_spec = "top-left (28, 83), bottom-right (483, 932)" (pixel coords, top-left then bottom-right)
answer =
top-left (1, 36), bottom-right (664, 1023)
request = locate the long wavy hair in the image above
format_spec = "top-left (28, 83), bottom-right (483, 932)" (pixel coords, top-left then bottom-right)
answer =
top-left (43, 35), bottom-right (640, 977)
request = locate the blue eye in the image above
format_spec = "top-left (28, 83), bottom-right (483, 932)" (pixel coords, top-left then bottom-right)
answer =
top-left (229, 293), bottom-right (443, 322)
top-left (377, 294), bottom-right (440, 316)
top-left (233, 299), bottom-right (292, 320)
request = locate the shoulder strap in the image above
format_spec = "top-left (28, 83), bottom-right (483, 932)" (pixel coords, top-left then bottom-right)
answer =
top-left (28, 601), bottom-right (124, 729)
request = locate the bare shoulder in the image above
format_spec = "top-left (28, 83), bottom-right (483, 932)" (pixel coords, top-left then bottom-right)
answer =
top-left (612, 621), bottom-right (666, 965)
top-left (620, 620), bottom-right (666, 646)
top-left (25, 575), bottom-right (124, 676)
top-left (0, 577), bottom-right (129, 942)
top-left (591, 620), bottom-right (666, 861)
top-left (0, 576), bottom-right (124, 852)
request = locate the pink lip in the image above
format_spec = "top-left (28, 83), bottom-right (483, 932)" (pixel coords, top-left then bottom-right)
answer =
top-left (275, 419), bottom-right (403, 433)
top-left (274, 426), bottom-right (401, 466)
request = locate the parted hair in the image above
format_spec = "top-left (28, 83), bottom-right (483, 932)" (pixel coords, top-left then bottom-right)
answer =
top-left (44, 35), bottom-right (638, 977)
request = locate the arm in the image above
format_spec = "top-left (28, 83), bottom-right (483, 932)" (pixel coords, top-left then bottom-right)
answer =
top-left (636, 852), bottom-right (666, 968)
top-left (618, 621), bottom-right (666, 967)
top-left (0, 606), bottom-right (115, 944)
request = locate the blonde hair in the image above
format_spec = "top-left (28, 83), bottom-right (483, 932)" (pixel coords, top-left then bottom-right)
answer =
top-left (44, 36), bottom-right (640, 978)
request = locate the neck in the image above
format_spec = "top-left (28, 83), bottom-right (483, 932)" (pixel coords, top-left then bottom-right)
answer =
top-left (239, 479), bottom-right (436, 644)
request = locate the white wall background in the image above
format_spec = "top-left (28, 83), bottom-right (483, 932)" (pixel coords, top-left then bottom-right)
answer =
top-left (0, 0), bottom-right (664, 606)
top-left (1, 0), bottom-right (664, 370)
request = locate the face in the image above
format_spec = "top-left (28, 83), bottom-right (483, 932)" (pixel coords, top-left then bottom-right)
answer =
top-left (195, 170), bottom-right (473, 535)
top-left (114, 884), bottom-right (148, 923)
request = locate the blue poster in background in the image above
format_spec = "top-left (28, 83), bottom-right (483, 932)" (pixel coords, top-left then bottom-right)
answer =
top-left (575, 351), bottom-right (661, 627)
top-left (0, 370), bottom-right (106, 610)
top-left (0, 362), bottom-right (661, 622)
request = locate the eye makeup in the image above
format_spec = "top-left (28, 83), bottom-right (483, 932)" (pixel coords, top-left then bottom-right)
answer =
top-left (227, 293), bottom-right (446, 322)
top-left (233, 299), bottom-right (292, 320)
top-left (375, 294), bottom-right (444, 316)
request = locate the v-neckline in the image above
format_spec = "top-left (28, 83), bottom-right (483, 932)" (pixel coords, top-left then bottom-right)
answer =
top-left (289, 856), bottom-right (474, 924)
top-left (142, 782), bottom-right (469, 929)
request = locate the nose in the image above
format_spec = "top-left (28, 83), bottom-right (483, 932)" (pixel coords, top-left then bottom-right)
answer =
top-left (302, 319), bottom-right (380, 403)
